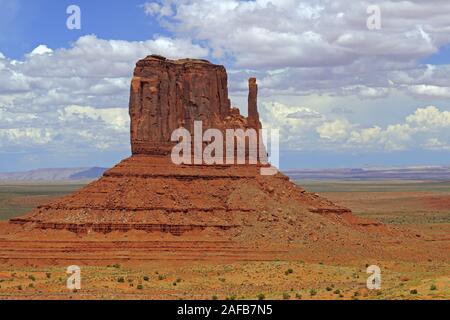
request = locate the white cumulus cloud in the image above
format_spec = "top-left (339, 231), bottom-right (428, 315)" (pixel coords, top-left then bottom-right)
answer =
top-left (29, 45), bottom-right (53, 56)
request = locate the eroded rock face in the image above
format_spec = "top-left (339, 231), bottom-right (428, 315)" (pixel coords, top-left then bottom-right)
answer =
top-left (9, 55), bottom-right (362, 240)
top-left (10, 155), bottom-right (356, 237)
top-left (130, 55), bottom-right (240, 155)
top-left (248, 77), bottom-right (261, 129)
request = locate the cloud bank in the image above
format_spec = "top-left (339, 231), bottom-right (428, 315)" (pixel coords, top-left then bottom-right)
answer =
top-left (1, 0), bottom-right (450, 170)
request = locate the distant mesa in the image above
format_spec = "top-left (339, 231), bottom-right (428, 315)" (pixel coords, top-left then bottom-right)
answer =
top-left (285, 166), bottom-right (450, 180)
top-left (2, 166), bottom-right (449, 182)
top-left (68, 167), bottom-right (108, 180)
top-left (0, 167), bottom-right (108, 182)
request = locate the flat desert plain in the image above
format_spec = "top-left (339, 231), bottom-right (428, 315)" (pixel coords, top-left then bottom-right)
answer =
top-left (0, 180), bottom-right (448, 300)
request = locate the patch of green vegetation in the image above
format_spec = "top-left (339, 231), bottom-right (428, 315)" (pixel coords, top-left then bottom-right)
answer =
top-left (0, 183), bottom-right (86, 220)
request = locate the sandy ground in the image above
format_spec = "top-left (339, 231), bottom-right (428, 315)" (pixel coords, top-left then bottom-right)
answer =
top-left (0, 180), bottom-right (448, 300)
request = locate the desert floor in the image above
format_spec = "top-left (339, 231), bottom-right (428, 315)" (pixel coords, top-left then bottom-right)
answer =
top-left (0, 180), bottom-right (448, 300)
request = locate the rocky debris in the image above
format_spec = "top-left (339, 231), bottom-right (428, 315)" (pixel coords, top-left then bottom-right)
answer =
top-left (9, 218), bottom-right (237, 236)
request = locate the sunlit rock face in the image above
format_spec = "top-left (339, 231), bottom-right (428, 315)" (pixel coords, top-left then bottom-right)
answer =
top-left (129, 55), bottom-right (230, 155)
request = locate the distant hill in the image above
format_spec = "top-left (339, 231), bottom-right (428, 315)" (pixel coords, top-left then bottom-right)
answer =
top-left (68, 167), bottom-right (108, 180)
top-left (0, 167), bottom-right (108, 182)
top-left (285, 166), bottom-right (450, 180)
top-left (1, 166), bottom-right (450, 182)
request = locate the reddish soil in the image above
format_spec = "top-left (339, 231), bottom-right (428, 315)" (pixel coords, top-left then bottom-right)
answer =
top-left (0, 179), bottom-right (448, 300)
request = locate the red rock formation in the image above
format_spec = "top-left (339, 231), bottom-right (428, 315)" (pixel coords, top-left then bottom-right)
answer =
top-left (10, 55), bottom-right (366, 241)
top-left (248, 77), bottom-right (261, 129)
top-left (130, 55), bottom-right (241, 155)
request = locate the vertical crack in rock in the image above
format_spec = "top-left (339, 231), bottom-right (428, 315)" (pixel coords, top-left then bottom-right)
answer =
top-left (130, 55), bottom-right (248, 155)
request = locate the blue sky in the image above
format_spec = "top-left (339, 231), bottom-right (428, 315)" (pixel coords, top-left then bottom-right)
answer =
top-left (0, 0), bottom-right (169, 59)
top-left (1, 0), bottom-right (450, 172)
top-left (422, 44), bottom-right (450, 65)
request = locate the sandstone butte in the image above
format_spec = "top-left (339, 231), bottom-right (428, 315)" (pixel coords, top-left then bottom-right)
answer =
top-left (2, 55), bottom-right (410, 263)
